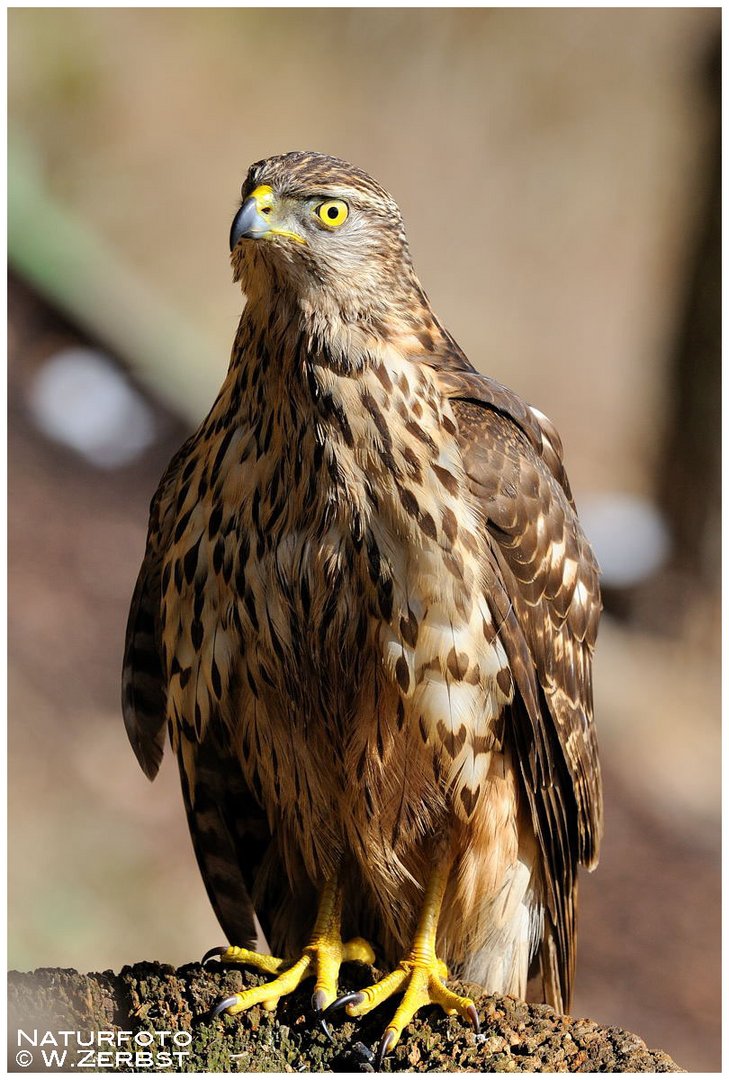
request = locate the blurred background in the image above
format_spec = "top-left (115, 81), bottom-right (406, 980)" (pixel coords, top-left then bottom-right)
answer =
top-left (8, 8), bottom-right (720, 1071)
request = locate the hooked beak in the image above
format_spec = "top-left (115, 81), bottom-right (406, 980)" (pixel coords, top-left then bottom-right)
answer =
top-left (230, 194), bottom-right (269, 251)
top-left (229, 184), bottom-right (306, 251)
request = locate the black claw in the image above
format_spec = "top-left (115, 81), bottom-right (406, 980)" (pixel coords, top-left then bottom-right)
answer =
top-left (321, 991), bottom-right (365, 1040)
top-left (466, 1003), bottom-right (481, 1034)
top-left (311, 990), bottom-right (334, 1041)
top-left (374, 1029), bottom-right (396, 1070)
top-left (201, 945), bottom-right (227, 966)
top-left (211, 994), bottom-right (240, 1019)
top-left (325, 990), bottom-right (365, 1015)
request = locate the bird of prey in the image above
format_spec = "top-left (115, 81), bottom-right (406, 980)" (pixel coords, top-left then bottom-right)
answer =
top-left (123, 151), bottom-right (602, 1063)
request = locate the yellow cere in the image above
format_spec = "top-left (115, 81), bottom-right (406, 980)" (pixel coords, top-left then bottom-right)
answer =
top-left (248, 184), bottom-right (307, 245)
top-left (250, 185), bottom-right (275, 216)
top-left (316, 200), bottom-right (349, 228)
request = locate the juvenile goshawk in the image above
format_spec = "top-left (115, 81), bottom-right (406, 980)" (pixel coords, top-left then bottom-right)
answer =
top-left (123, 151), bottom-right (602, 1063)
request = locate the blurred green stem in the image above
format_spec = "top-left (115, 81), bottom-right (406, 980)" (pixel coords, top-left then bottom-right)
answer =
top-left (9, 133), bottom-right (216, 425)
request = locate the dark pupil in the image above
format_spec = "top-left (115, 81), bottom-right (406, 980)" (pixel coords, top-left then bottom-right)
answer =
top-left (327, 206), bottom-right (339, 219)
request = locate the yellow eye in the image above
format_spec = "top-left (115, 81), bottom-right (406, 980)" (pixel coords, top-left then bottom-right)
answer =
top-left (315, 200), bottom-right (349, 228)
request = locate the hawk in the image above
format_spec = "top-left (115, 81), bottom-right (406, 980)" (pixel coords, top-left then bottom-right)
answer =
top-left (123, 151), bottom-right (602, 1063)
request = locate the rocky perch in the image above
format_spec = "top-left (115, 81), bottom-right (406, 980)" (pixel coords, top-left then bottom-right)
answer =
top-left (8, 961), bottom-right (682, 1072)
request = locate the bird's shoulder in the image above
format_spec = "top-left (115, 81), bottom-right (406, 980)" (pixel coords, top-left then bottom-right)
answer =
top-left (430, 364), bottom-right (599, 620)
top-left (431, 364), bottom-right (571, 500)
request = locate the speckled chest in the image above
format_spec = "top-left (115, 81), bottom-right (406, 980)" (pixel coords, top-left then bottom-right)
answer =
top-left (161, 349), bottom-right (513, 825)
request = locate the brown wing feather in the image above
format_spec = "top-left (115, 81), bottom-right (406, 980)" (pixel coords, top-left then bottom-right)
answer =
top-left (122, 436), bottom-right (278, 948)
top-left (122, 439), bottom-right (195, 778)
top-left (440, 375), bottom-right (602, 1010)
top-left (177, 727), bottom-right (281, 948)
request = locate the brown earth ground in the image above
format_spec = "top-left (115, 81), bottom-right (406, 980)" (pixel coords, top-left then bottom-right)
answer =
top-left (8, 962), bottom-right (682, 1072)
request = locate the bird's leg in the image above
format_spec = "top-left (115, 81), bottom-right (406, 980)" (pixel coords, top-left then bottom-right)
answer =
top-left (327, 857), bottom-right (478, 1064)
top-left (206, 876), bottom-right (375, 1020)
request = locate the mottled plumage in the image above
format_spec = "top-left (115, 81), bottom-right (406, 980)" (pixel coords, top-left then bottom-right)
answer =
top-left (123, 151), bottom-right (602, 1034)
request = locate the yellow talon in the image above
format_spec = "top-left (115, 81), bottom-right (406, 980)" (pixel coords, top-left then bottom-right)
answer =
top-left (210, 860), bottom-right (476, 1065)
top-left (222, 953), bottom-right (312, 1014)
top-left (344, 859), bottom-right (479, 1061)
top-left (218, 945), bottom-right (288, 976)
top-left (342, 936), bottom-right (377, 965)
top-left (211, 878), bottom-right (375, 1018)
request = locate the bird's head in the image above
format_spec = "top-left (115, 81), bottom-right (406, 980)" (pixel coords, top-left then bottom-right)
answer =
top-left (230, 151), bottom-right (424, 327)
